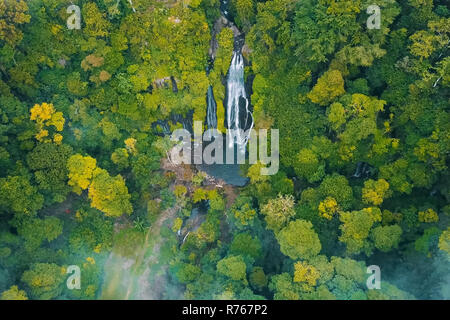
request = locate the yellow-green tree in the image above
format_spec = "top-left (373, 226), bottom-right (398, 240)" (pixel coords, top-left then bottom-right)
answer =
top-left (362, 179), bottom-right (392, 206)
top-left (318, 197), bottom-right (339, 220)
top-left (1, 286), bottom-right (28, 300)
top-left (276, 219), bottom-right (322, 260)
top-left (293, 261), bottom-right (320, 286)
top-left (307, 69), bottom-right (345, 106)
top-left (409, 18), bottom-right (450, 60)
top-left (339, 207), bottom-right (382, 255)
top-left (88, 168), bottom-right (132, 217)
top-left (418, 208), bottom-right (439, 223)
top-left (67, 154), bottom-right (132, 217)
top-left (30, 103), bottom-right (65, 144)
top-left (67, 154), bottom-right (97, 194)
top-left (230, 196), bottom-right (257, 229)
top-left (82, 2), bottom-right (111, 38)
top-left (0, 0), bottom-right (30, 46)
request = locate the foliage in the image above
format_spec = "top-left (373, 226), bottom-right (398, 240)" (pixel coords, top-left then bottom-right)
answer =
top-left (308, 70), bottom-right (345, 106)
top-left (217, 255), bottom-right (247, 282)
top-left (1, 285), bottom-right (28, 300)
top-left (0, 0), bottom-right (447, 301)
top-left (260, 194), bottom-right (295, 232)
top-left (21, 263), bottom-right (65, 300)
top-left (276, 219), bottom-right (322, 260)
top-left (88, 168), bottom-right (133, 217)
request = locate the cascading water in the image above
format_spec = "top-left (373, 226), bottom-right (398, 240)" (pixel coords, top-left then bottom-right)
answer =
top-left (206, 85), bottom-right (217, 130)
top-left (195, 3), bottom-right (251, 186)
top-left (220, 0), bottom-right (231, 20)
top-left (225, 51), bottom-right (253, 152)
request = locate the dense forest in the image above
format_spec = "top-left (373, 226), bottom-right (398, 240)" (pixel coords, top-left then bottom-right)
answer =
top-left (0, 0), bottom-right (449, 300)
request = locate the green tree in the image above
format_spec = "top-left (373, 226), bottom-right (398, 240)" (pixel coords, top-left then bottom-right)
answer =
top-left (217, 255), bottom-right (247, 282)
top-left (230, 233), bottom-right (262, 260)
top-left (111, 148), bottom-right (129, 171)
top-left (438, 228), bottom-right (450, 255)
top-left (0, 175), bottom-right (43, 216)
top-left (379, 159), bottom-right (414, 194)
top-left (269, 273), bottom-right (299, 300)
top-left (316, 174), bottom-right (353, 210)
top-left (371, 225), bottom-right (402, 252)
top-left (249, 267), bottom-right (267, 290)
top-left (293, 148), bottom-right (324, 183)
top-left (176, 263), bottom-right (201, 284)
top-left (27, 143), bottom-right (73, 202)
top-left (21, 263), bottom-right (65, 300)
top-left (232, 0), bottom-right (255, 31)
top-left (16, 216), bottom-right (63, 252)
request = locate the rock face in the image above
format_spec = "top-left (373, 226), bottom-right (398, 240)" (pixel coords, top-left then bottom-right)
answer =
top-left (241, 43), bottom-right (252, 59)
top-left (58, 58), bottom-right (67, 68)
top-left (153, 76), bottom-right (171, 89)
top-left (209, 16), bottom-right (242, 60)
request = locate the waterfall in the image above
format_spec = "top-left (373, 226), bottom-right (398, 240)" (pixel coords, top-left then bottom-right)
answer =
top-left (206, 86), bottom-right (217, 130)
top-left (195, 6), bottom-right (251, 187)
top-left (220, 0), bottom-right (231, 19)
top-left (205, 0), bottom-right (253, 154)
top-left (225, 51), bottom-right (253, 151)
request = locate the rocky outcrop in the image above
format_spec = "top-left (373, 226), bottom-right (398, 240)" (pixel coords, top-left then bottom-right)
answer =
top-left (209, 16), bottom-right (242, 60)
